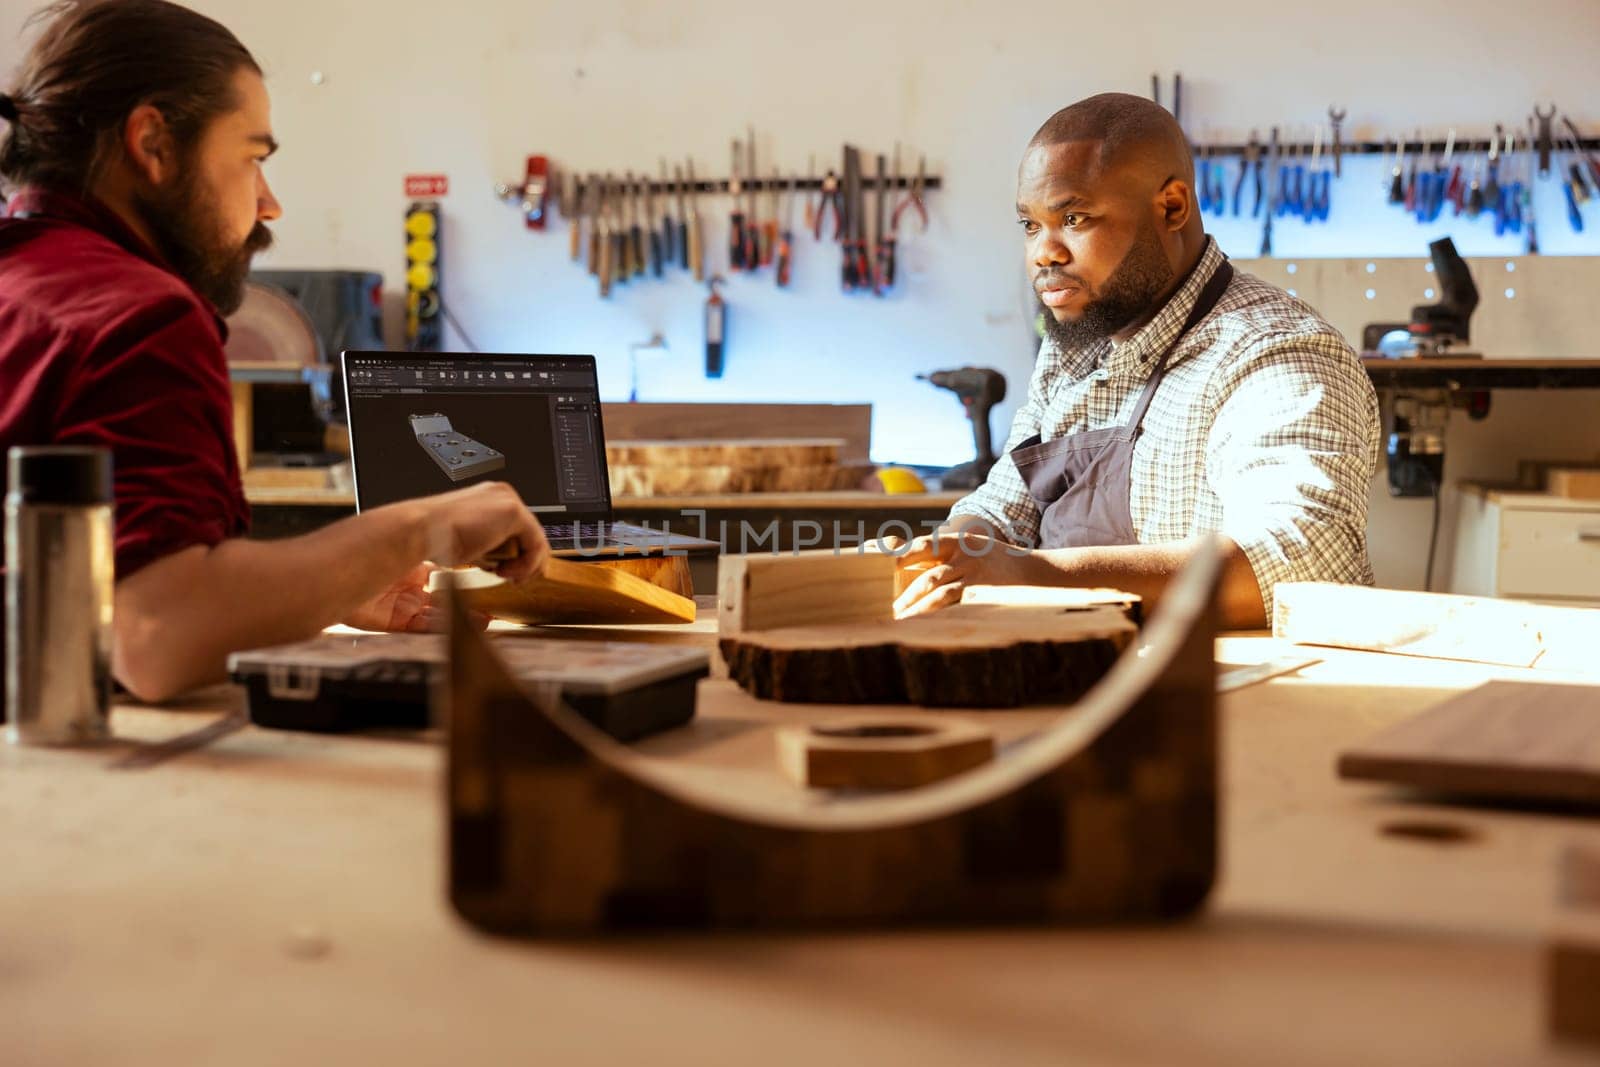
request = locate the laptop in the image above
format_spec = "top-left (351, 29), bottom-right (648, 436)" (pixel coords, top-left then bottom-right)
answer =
top-left (341, 351), bottom-right (717, 558)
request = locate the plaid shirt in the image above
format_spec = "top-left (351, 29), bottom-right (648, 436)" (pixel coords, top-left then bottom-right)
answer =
top-left (951, 237), bottom-right (1379, 612)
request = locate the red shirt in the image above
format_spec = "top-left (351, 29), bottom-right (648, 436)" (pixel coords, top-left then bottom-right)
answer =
top-left (0, 188), bottom-right (250, 580)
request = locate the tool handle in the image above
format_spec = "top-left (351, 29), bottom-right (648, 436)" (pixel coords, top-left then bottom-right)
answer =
top-left (1565, 182), bottom-right (1585, 233)
top-left (743, 224), bottom-right (759, 272)
top-left (677, 220), bottom-right (690, 270)
top-left (569, 219), bottom-right (581, 261)
top-left (841, 241), bottom-right (855, 290)
top-left (598, 230), bottom-right (614, 297)
top-left (1572, 164), bottom-right (1594, 204)
top-left (729, 212), bottom-right (745, 270)
top-left (661, 218), bottom-right (675, 264)
top-left (588, 229), bottom-right (601, 276)
top-left (688, 215), bottom-right (704, 281)
top-left (614, 233), bottom-right (630, 284)
top-left (649, 228), bottom-right (663, 277)
top-left (761, 221), bottom-right (778, 267)
top-left (776, 230), bottom-right (792, 288)
top-left (630, 225), bottom-right (645, 277)
top-left (877, 236), bottom-right (896, 293)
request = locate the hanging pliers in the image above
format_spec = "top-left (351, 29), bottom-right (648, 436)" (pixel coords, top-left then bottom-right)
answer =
top-left (891, 154), bottom-right (929, 234)
top-left (813, 168), bottom-right (843, 241)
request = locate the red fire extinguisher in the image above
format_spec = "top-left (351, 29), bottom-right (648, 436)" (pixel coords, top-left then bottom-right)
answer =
top-left (704, 275), bottom-right (726, 378)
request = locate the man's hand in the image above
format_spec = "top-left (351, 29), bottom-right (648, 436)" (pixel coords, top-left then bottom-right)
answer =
top-left (341, 562), bottom-right (493, 633)
top-left (411, 481), bottom-right (551, 581)
top-left (893, 528), bottom-right (1061, 618)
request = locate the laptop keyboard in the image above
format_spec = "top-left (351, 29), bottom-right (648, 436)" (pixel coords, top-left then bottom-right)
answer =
top-left (543, 522), bottom-right (609, 541)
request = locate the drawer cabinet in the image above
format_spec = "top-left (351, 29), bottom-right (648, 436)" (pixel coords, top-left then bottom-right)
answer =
top-left (1449, 486), bottom-right (1600, 603)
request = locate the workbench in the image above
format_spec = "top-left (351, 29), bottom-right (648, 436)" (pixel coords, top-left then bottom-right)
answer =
top-left (6, 612), bottom-right (1598, 1065)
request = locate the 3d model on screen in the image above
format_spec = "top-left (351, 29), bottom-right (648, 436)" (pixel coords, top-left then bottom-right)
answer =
top-left (410, 413), bottom-right (506, 482)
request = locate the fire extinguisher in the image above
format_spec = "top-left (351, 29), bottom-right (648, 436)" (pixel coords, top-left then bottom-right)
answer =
top-left (704, 275), bottom-right (727, 378)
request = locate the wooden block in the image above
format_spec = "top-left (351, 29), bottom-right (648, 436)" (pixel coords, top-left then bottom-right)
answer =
top-left (717, 549), bottom-right (896, 635)
top-left (721, 602), bottom-right (1136, 707)
top-left (599, 402), bottom-right (872, 461)
top-left (1547, 468), bottom-right (1600, 500)
top-left (437, 556), bottom-right (696, 626)
top-left (605, 438), bottom-right (842, 468)
top-left (1549, 845), bottom-right (1600, 1046)
top-left (776, 719), bottom-right (994, 789)
top-left (1338, 680), bottom-right (1600, 805)
top-left (1273, 582), bottom-right (1600, 672)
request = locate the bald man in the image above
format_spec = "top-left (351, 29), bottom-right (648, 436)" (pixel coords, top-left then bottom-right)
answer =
top-left (896, 93), bottom-right (1379, 627)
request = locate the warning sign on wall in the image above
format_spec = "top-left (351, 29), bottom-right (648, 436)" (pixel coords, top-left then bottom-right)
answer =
top-left (404, 174), bottom-right (449, 198)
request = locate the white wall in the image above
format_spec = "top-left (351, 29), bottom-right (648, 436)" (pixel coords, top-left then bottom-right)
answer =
top-left (5, 0), bottom-right (1600, 588)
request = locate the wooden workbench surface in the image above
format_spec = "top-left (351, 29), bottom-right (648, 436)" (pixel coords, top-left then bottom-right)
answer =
top-left (6, 632), bottom-right (1599, 1066)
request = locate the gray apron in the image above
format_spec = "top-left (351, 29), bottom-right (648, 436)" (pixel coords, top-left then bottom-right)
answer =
top-left (1011, 261), bottom-right (1234, 549)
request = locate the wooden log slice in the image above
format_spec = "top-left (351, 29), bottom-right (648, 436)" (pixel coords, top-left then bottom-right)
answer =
top-left (719, 603), bottom-right (1135, 708)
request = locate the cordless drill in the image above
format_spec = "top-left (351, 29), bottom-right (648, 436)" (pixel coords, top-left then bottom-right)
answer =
top-left (917, 366), bottom-right (1007, 490)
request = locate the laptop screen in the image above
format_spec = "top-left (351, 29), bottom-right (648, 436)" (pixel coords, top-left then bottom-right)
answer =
top-left (342, 352), bottom-right (612, 521)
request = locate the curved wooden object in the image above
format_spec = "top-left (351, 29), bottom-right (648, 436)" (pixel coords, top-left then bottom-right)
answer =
top-left (445, 538), bottom-right (1224, 934)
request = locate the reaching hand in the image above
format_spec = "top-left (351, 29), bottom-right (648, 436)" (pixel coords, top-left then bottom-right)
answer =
top-left (414, 481), bottom-right (550, 581)
top-left (893, 529), bottom-right (1056, 618)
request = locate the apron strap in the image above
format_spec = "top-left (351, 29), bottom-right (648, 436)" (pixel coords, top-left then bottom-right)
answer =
top-left (1126, 259), bottom-right (1235, 434)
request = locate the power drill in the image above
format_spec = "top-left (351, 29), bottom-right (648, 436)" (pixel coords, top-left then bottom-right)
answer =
top-left (917, 366), bottom-right (1007, 490)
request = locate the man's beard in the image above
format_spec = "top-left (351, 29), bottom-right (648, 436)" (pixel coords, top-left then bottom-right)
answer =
top-left (134, 166), bottom-right (273, 316)
top-left (1038, 219), bottom-right (1174, 351)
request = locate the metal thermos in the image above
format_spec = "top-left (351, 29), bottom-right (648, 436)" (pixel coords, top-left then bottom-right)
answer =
top-left (5, 446), bottom-right (114, 745)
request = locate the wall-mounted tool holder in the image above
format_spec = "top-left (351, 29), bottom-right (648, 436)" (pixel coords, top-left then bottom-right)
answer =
top-left (1180, 104), bottom-right (1600, 256)
top-left (496, 138), bottom-right (943, 300)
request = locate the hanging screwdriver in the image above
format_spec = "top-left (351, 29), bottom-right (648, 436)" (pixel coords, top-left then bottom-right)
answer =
top-left (658, 159), bottom-right (675, 267)
top-left (761, 170), bottom-right (779, 267)
top-left (1387, 139), bottom-right (1405, 205)
top-left (631, 174), bottom-right (647, 278)
top-left (776, 174), bottom-right (795, 289)
top-left (873, 151), bottom-right (891, 295)
top-left (675, 163), bottom-right (690, 270)
top-left (568, 175), bottom-right (584, 261)
top-left (728, 140), bottom-right (746, 271)
top-left (744, 128), bottom-right (760, 271)
top-left (878, 146), bottom-right (902, 291)
top-left (645, 175), bottom-right (663, 277)
top-left (587, 174), bottom-right (602, 276)
top-left (685, 158), bottom-right (704, 281)
top-left (597, 177), bottom-right (614, 297)
top-left (1233, 130), bottom-right (1259, 217)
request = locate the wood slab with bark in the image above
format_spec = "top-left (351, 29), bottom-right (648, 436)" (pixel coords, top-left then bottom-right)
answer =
top-left (720, 602), bottom-right (1136, 707)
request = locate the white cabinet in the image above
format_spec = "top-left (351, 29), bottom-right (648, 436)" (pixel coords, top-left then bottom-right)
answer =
top-left (1449, 485), bottom-right (1600, 603)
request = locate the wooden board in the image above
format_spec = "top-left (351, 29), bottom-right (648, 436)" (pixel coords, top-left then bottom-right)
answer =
top-left (600, 402), bottom-right (872, 461)
top-left (438, 556), bottom-right (696, 626)
top-left (606, 438), bottom-right (844, 467)
top-left (1338, 680), bottom-right (1600, 804)
top-left (717, 549), bottom-right (896, 634)
top-left (608, 462), bottom-right (861, 497)
top-left (1547, 468), bottom-right (1600, 500)
top-left (1273, 581), bottom-right (1600, 673)
top-left (720, 602), bottom-right (1136, 707)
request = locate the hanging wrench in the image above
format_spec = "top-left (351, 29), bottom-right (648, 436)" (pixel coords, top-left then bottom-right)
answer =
top-left (1327, 106), bottom-right (1346, 177)
top-left (1533, 104), bottom-right (1557, 176)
